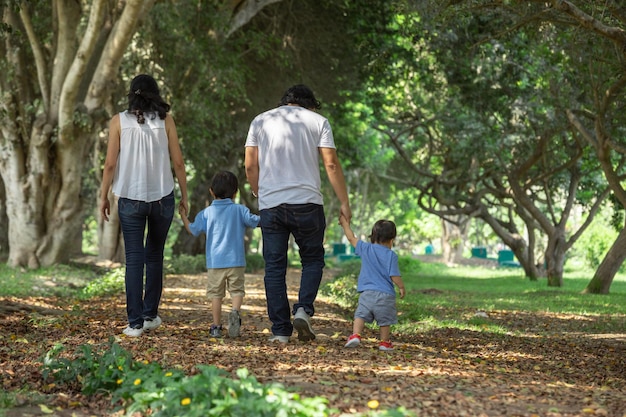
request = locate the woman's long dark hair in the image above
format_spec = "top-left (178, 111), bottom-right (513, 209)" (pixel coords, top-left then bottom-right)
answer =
top-left (127, 74), bottom-right (171, 124)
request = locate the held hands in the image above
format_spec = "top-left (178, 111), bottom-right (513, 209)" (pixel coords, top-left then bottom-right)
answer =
top-left (178, 202), bottom-right (188, 218)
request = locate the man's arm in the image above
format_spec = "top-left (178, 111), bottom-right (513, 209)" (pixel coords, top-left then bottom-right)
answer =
top-left (244, 146), bottom-right (259, 197)
top-left (320, 147), bottom-right (351, 222)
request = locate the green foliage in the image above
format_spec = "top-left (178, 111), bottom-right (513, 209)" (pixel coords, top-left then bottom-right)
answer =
top-left (397, 256), bottom-right (421, 275)
top-left (165, 254), bottom-right (206, 275)
top-left (41, 339), bottom-right (135, 395)
top-left (320, 257), bottom-right (417, 310)
top-left (245, 253), bottom-right (265, 273)
top-left (42, 340), bottom-right (332, 416)
top-left (580, 225), bottom-right (617, 270)
top-left (320, 274), bottom-right (359, 310)
top-left (0, 264), bottom-right (96, 297)
top-left (78, 268), bottom-right (125, 299)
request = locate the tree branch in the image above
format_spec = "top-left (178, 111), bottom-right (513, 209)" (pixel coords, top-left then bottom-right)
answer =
top-left (58, 0), bottom-right (108, 135)
top-left (18, 2), bottom-right (49, 114)
top-left (226, 0), bottom-right (284, 37)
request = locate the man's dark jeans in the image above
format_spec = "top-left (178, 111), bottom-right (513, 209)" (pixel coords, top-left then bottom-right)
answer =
top-left (118, 192), bottom-right (175, 328)
top-left (260, 203), bottom-right (326, 337)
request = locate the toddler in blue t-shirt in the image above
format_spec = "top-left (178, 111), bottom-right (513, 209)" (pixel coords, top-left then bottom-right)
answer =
top-left (339, 215), bottom-right (406, 351)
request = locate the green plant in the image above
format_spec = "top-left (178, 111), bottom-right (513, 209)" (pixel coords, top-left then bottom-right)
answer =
top-left (320, 273), bottom-right (359, 310)
top-left (79, 268), bottom-right (125, 299)
top-left (398, 256), bottom-right (420, 275)
top-left (42, 338), bottom-right (135, 395)
top-left (165, 254), bottom-right (206, 274)
top-left (42, 341), bottom-right (334, 416)
top-left (245, 253), bottom-right (265, 272)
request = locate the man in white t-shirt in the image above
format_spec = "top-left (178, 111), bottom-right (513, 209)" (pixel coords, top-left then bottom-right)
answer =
top-left (244, 84), bottom-right (351, 343)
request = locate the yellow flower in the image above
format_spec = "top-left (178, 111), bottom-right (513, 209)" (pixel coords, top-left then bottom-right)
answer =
top-left (133, 378), bottom-right (141, 386)
top-left (165, 372), bottom-right (173, 377)
top-left (116, 379), bottom-right (123, 385)
top-left (143, 360), bottom-right (149, 364)
top-left (367, 400), bottom-right (380, 409)
top-left (181, 398), bottom-right (191, 406)
top-left (118, 366), bottom-right (123, 371)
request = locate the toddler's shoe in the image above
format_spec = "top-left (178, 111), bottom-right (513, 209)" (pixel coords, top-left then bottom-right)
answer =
top-left (210, 325), bottom-right (223, 338)
top-left (379, 340), bottom-right (394, 351)
top-left (344, 334), bottom-right (361, 348)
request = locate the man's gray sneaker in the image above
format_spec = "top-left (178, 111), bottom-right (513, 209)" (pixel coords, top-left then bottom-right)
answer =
top-left (228, 310), bottom-right (241, 338)
top-left (293, 307), bottom-right (316, 341)
top-left (268, 335), bottom-right (289, 343)
top-left (143, 316), bottom-right (162, 331)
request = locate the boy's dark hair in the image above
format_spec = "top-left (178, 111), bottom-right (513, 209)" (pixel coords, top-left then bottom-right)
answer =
top-left (210, 171), bottom-right (238, 199)
top-left (369, 220), bottom-right (397, 244)
top-left (278, 84), bottom-right (321, 110)
top-left (127, 74), bottom-right (171, 124)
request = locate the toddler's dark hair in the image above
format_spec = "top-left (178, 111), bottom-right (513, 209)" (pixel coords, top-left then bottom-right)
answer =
top-left (127, 74), bottom-right (171, 124)
top-left (369, 220), bottom-right (397, 244)
top-left (279, 84), bottom-right (321, 110)
top-left (210, 171), bottom-right (238, 199)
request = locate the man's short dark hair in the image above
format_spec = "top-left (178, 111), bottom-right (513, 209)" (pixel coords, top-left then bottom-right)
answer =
top-left (210, 171), bottom-right (238, 199)
top-left (279, 84), bottom-right (321, 110)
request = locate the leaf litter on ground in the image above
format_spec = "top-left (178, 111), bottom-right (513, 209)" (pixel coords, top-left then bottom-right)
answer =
top-left (1, 265), bottom-right (625, 417)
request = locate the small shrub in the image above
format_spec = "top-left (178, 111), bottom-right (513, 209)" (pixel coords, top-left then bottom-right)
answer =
top-left (42, 338), bottom-right (135, 395)
top-left (42, 341), bottom-right (332, 417)
top-left (321, 275), bottom-right (358, 310)
top-left (79, 268), bottom-right (125, 299)
top-left (245, 253), bottom-right (265, 273)
top-left (398, 256), bottom-right (420, 275)
top-left (166, 254), bottom-right (206, 274)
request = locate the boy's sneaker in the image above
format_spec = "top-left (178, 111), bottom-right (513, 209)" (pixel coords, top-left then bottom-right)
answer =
top-left (123, 325), bottom-right (143, 337)
top-left (143, 316), bottom-right (162, 331)
top-left (293, 307), bottom-right (316, 341)
top-left (379, 341), bottom-right (394, 351)
top-left (210, 325), bottom-right (223, 338)
top-left (228, 310), bottom-right (241, 338)
top-left (344, 334), bottom-right (361, 348)
top-left (268, 335), bottom-right (289, 344)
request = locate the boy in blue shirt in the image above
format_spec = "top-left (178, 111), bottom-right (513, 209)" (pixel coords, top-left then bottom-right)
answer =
top-left (180, 171), bottom-right (260, 338)
top-left (338, 216), bottom-right (405, 351)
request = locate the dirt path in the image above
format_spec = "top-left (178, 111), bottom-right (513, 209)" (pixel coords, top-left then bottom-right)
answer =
top-left (1, 268), bottom-right (626, 416)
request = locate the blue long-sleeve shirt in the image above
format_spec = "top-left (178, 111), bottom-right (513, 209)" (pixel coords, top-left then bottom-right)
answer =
top-left (188, 199), bottom-right (260, 269)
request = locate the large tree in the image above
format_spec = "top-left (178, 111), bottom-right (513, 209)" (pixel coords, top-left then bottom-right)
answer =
top-left (435, 0), bottom-right (626, 292)
top-left (0, 0), bottom-right (281, 268)
top-left (0, 0), bottom-right (156, 268)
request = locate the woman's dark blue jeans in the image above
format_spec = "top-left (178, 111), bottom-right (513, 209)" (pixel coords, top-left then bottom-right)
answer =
top-left (260, 203), bottom-right (326, 337)
top-left (118, 191), bottom-right (175, 328)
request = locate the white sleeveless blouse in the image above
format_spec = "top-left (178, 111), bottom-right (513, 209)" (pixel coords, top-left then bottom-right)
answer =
top-left (112, 111), bottom-right (175, 202)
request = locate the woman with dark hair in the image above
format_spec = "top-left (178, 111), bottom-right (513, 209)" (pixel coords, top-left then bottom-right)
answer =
top-left (100, 74), bottom-right (188, 337)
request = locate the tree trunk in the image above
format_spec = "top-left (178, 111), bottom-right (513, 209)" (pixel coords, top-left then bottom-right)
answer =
top-left (441, 216), bottom-right (467, 264)
top-left (583, 226), bottom-right (626, 294)
top-left (545, 231), bottom-right (566, 287)
top-left (0, 177), bottom-right (7, 259)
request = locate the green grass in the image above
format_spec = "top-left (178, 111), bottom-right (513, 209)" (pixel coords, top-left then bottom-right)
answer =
top-left (321, 258), bottom-right (626, 336)
top-left (394, 262), bottom-right (626, 335)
